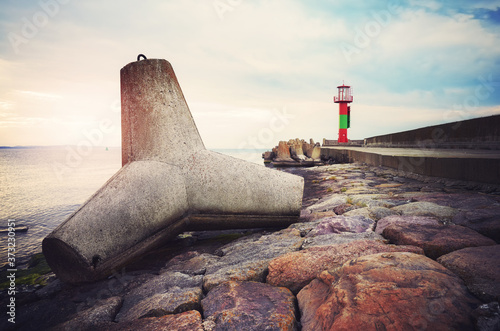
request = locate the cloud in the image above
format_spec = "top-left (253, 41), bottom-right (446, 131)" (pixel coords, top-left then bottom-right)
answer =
top-left (0, 0), bottom-right (499, 148)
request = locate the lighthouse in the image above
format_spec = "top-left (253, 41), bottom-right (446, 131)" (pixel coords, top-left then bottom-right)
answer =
top-left (333, 83), bottom-right (353, 143)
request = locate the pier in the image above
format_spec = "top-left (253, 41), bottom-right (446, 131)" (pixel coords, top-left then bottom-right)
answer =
top-left (322, 115), bottom-right (500, 185)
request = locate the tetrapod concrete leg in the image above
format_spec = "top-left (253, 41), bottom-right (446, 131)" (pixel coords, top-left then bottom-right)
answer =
top-left (43, 161), bottom-right (189, 283)
top-left (43, 58), bottom-right (304, 284)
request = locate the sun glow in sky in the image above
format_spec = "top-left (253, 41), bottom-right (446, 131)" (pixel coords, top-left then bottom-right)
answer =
top-left (1, 0), bottom-right (499, 148)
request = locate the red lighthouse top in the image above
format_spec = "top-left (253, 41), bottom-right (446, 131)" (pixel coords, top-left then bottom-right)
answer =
top-left (334, 84), bottom-right (353, 103)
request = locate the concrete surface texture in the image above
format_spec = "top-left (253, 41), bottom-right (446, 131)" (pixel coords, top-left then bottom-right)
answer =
top-left (43, 58), bottom-right (304, 284)
top-left (364, 114), bottom-right (500, 149)
top-left (321, 146), bottom-right (500, 184)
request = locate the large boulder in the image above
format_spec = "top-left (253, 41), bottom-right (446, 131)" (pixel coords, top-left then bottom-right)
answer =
top-left (202, 229), bottom-right (303, 292)
top-left (305, 194), bottom-right (347, 214)
top-left (301, 232), bottom-right (386, 249)
top-left (375, 215), bottom-right (441, 235)
top-left (453, 206), bottom-right (500, 243)
top-left (438, 245), bottom-right (500, 302)
top-left (201, 281), bottom-right (297, 331)
top-left (297, 252), bottom-right (480, 331)
top-left (382, 223), bottom-right (496, 259)
top-left (53, 297), bottom-right (123, 331)
top-left (267, 240), bottom-right (423, 294)
top-left (162, 251), bottom-right (220, 276)
top-left (343, 206), bottom-right (397, 221)
top-left (305, 215), bottom-right (374, 236)
top-left (102, 311), bottom-right (204, 331)
top-left (391, 201), bottom-right (458, 219)
top-left (115, 272), bottom-right (203, 322)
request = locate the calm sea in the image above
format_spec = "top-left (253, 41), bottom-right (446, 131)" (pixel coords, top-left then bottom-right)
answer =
top-left (0, 147), bottom-right (266, 268)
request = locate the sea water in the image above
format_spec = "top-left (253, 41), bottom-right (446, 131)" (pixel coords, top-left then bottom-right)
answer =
top-left (0, 147), bottom-right (266, 268)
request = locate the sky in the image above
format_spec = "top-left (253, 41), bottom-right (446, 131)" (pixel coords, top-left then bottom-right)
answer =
top-left (0, 0), bottom-right (499, 149)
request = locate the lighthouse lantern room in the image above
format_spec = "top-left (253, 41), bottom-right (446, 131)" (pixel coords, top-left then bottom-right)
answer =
top-left (333, 83), bottom-right (353, 143)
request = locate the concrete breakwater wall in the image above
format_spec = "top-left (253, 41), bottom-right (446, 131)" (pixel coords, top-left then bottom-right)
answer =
top-left (321, 146), bottom-right (500, 185)
top-left (364, 114), bottom-right (500, 150)
top-left (321, 115), bottom-right (500, 185)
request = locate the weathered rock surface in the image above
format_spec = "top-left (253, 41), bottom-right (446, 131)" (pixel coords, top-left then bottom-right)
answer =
top-left (305, 194), bottom-right (347, 214)
top-left (305, 215), bottom-right (375, 236)
top-left (53, 296), bottom-right (123, 331)
top-left (343, 206), bottom-right (397, 220)
top-left (203, 229), bottom-right (303, 292)
top-left (383, 222), bottom-right (496, 259)
top-left (453, 206), bottom-right (500, 243)
top-left (301, 231), bottom-right (386, 249)
top-left (392, 201), bottom-right (458, 219)
top-left (332, 203), bottom-right (356, 215)
top-left (103, 310), bottom-right (204, 331)
top-left (201, 281), bottom-right (297, 331)
top-left (472, 302), bottom-right (500, 331)
top-left (438, 245), bottom-right (500, 302)
top-left (115, 272), bottom-right (203, 322)
top-left (162, 251), bottom-right (220, 276)
top-left (348, 194), bottom-right (397, 208)
top-left (297, 252), bottom-right (480, 331)
top-left (267, 240), bottom-right (423, 294)
top-left (375, 215), bottom-right (441, 235)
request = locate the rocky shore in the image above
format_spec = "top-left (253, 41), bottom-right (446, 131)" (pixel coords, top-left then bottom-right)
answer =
top-left (2, 163), bottom-right (500, 330)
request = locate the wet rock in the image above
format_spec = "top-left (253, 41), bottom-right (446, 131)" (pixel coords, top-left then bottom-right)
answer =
top-left (301, 232), bottom-right (386, 249)
top-left (382, 223), bottom-right (496, 259)
top-left (305, 216), bottom-right (375, 236)
top-left (35, 278), bottom-right (63, 300)
top-left (102, 310), bottom-right (204, 331)
top-left (162, 251), bottom-right (220, 276)
top-left (267, 240), bottom-right (423, 294)
top-left (297, 252), bottom-right (480, 331)
top-left (375, 215), bottom-right (441, 235)
top-left (203, 229), bottom-right (303, 292)
top-left (115, 272), bottom-right (203, 322)
top-left (453, 206), bottom-right (500, 243)
top-left (438, 245), bottom-right (500, 302)
top-left (53, 296), bottom-right (123, 331)
top-left (201, 281), bottom-right (297, 331)
top-left (392, 201), bottom-right (458, 219)
top-left (472, 302), bottom-right (500, 331)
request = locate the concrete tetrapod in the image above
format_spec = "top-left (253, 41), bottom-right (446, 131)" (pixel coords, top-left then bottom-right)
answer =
top-left (43, 58), bottom-right (304, 284)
